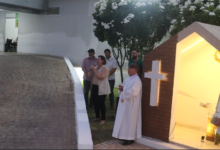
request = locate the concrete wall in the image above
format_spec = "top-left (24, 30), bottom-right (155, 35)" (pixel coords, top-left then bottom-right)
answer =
top-left (18, 0), bottom-right (110, 66)
top-left (0, 0), bottom-right (171, 84)
top-left (0, 12), bottom-right (5, 51)
top-left (0, 0), bottom-right (48, 10)
top-left (6, 13), bottom-right (16, 18)
top-left (17, 0), bottom-right (129, 87)
top-left (65, 58), bottom-right (93, 149)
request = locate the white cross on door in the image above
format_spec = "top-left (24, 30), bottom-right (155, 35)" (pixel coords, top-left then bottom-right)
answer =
top-left (145, 60), bottom-right (167, 106)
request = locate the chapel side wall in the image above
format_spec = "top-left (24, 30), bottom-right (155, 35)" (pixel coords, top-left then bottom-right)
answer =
top-left (142, 35), bottom-right (177, 142)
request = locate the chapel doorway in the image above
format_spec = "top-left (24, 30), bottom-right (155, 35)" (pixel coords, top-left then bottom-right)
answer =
top-left (170, 32), bottom-right (220, 149)
top-left (5, 13), bottom-right (18, 52)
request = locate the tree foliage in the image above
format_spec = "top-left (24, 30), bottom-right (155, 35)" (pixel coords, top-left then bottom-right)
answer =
top-left (170, 0), bottom-right (220, 35)
top-left (92, 0), bottom-right (178, 82)
top-left (92, 0), bottom-right (220, 82)
top-left (93, 0), bottom-right (178, 58)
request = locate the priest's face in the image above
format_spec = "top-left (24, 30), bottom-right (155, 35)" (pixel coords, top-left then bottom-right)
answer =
top-left (128, 67), bottom-right (137, 76)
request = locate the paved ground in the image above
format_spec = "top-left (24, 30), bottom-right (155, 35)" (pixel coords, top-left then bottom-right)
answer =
top-left (94, 140), bottom-right (153, 149)
top-left (0, 55), bottom-right (76, 149)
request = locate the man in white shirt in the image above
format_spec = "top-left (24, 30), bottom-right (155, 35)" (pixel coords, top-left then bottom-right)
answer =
top-left (112, 63), bottom-right (142, 145)
top-left (104, 49), bottom-right (117, 110)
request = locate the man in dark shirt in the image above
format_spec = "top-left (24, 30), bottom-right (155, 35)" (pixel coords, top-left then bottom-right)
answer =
top-left (128, 50), bottom-right (143, 78)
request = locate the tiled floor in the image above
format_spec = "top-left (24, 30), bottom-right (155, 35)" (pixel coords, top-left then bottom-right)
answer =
top-left (0, 55), bottom-right (77, 149)
top-left (170, 125), bottom-right (220, 149)
top-left (94, 140), bottom-right (153, 149)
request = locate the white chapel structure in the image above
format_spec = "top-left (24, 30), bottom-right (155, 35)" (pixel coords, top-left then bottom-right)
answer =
top-left (142, 22), bottom-right (220, 149)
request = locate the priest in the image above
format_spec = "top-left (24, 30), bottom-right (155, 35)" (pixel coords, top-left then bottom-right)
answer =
top-left (112, 63), bottom-right (142, 145)
top-left (213, 94), bottom-right (220, 132)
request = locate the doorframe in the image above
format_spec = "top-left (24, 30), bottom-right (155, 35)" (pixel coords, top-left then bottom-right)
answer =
top-left (4, 12), bottom-right (19, 52)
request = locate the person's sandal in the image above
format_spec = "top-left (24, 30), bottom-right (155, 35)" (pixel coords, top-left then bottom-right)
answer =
top-left (99, 120), bottom-right (105, 124)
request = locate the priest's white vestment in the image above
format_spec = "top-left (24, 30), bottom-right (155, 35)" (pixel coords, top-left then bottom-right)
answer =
top-left (214, 94), bottom-right (220, 134)
top-left (112, 73), bottom-right (142, 140)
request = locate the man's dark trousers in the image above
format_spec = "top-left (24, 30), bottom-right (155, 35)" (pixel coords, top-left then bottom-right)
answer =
top-left (108, 80), bottom-right (115, 108)
top-left (83, 80), bottom-right (93, 107)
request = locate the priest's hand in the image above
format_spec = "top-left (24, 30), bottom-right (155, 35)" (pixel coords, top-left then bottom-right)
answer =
top-left (119, 85), bottom-right (123, 91)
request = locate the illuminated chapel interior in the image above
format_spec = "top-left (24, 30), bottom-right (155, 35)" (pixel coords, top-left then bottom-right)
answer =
top-left (170, 32), bottom-right (220, 149)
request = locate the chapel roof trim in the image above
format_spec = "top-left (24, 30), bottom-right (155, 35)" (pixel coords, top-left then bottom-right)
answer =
top-left (177, 22), bottom-right (220, 51)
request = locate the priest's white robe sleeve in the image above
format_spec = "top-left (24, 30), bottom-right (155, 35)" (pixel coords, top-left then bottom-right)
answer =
top-left (118, 77), bottom-right (129, 94)
top-left (214, 94), bottom-right (220, 134)
top-left (123, 80), bottom-right (141, 100)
